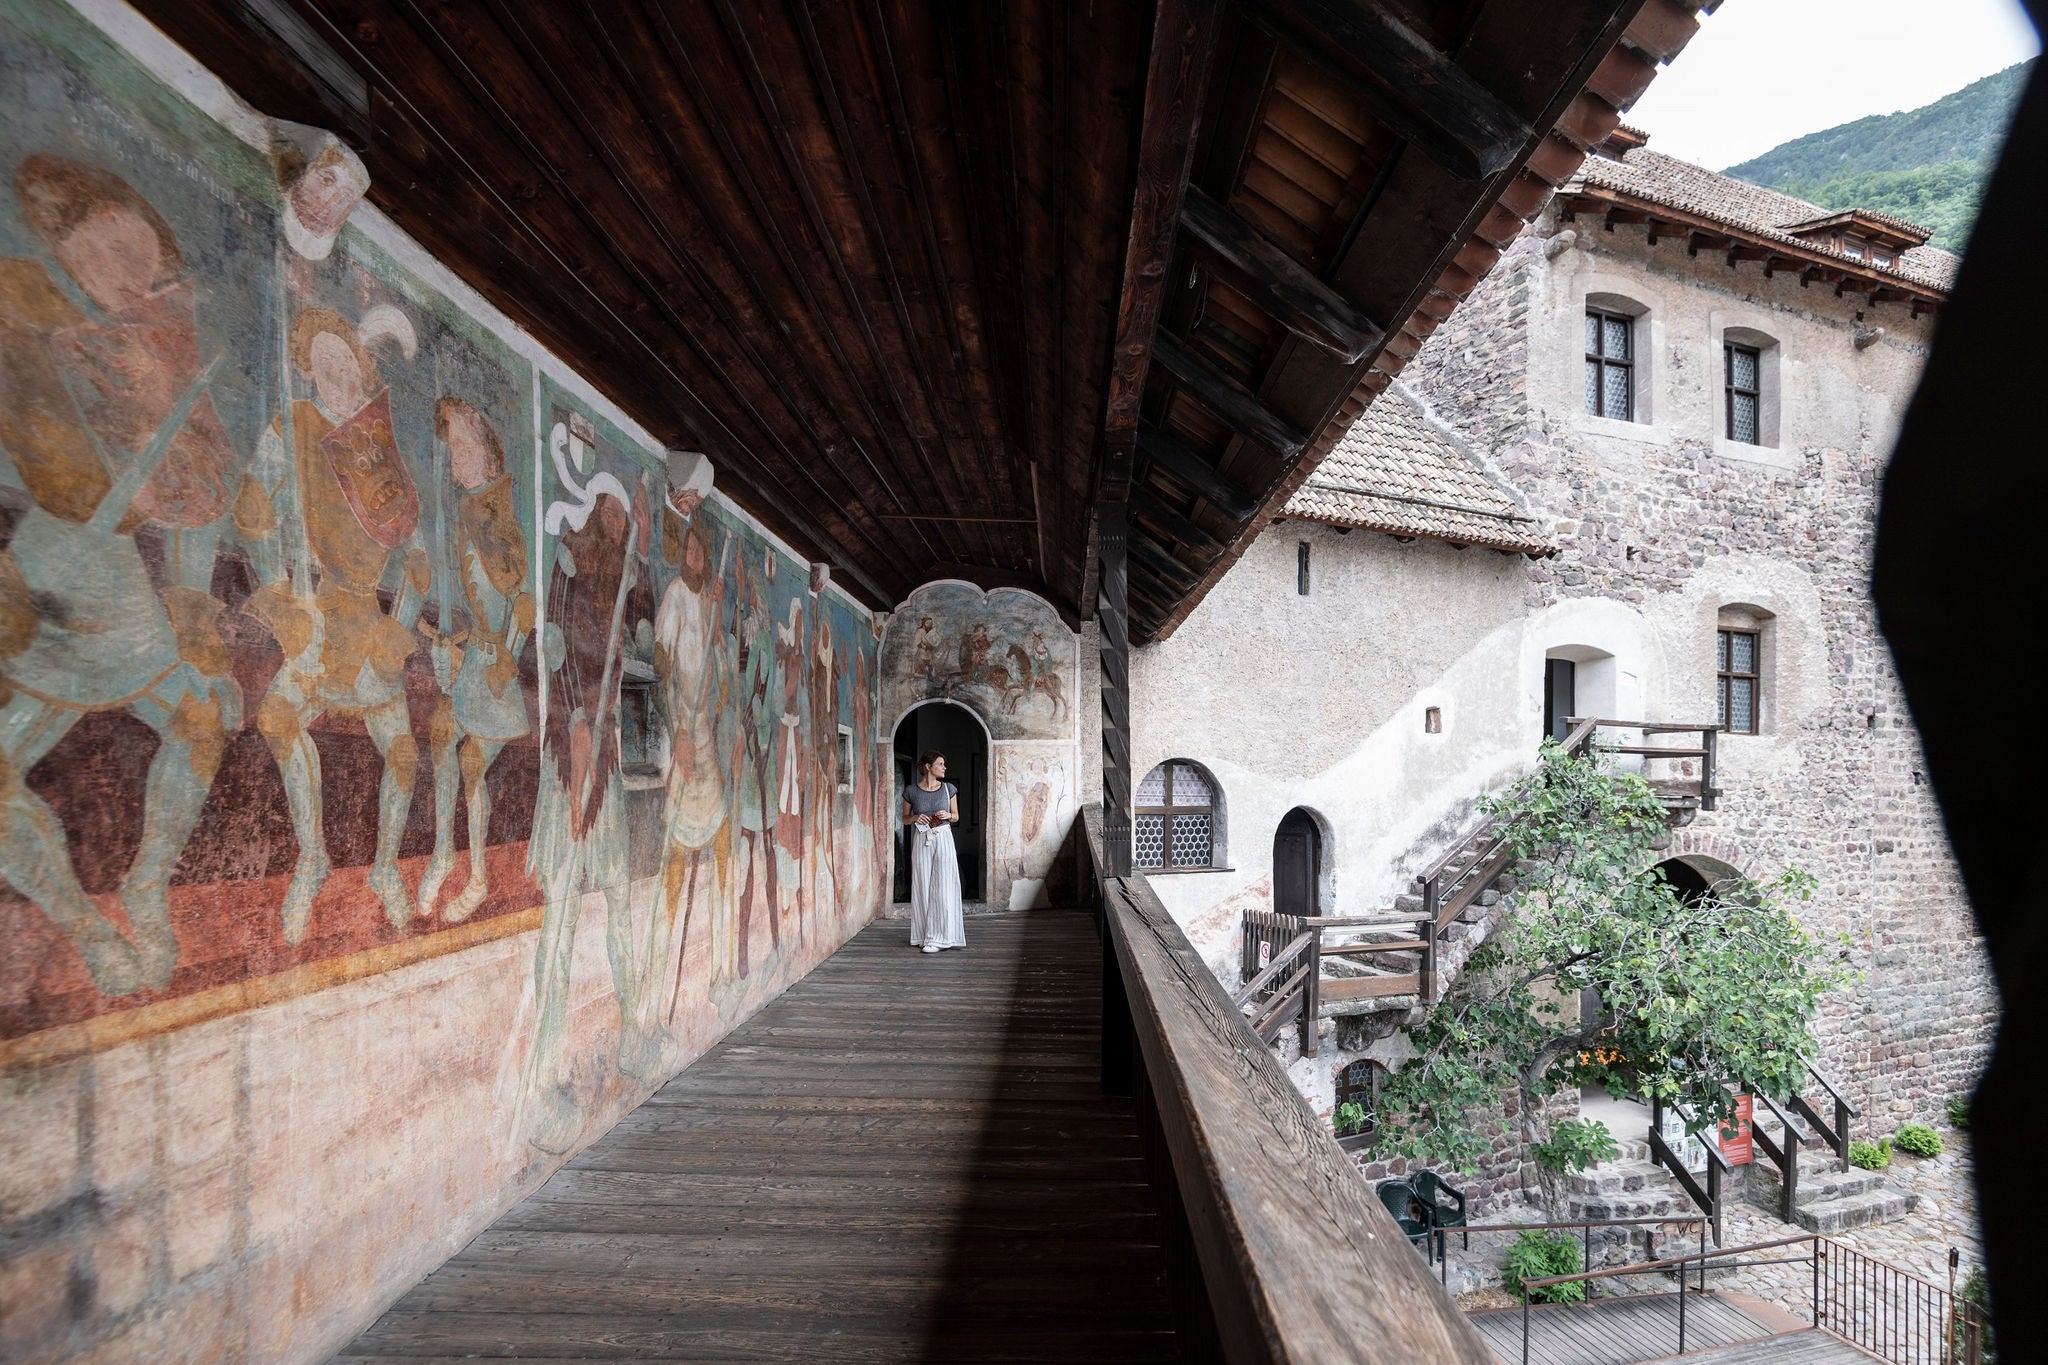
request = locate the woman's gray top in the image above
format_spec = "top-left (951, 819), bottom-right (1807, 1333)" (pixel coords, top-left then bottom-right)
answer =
top-left (903, 781), bottom-right (956, 816)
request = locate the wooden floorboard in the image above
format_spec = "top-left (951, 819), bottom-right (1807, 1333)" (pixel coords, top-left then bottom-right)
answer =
top-left (339, 912), bottom-right (1179, 1363)
top-left (1469, 1290), bottom-right (1787, 1365)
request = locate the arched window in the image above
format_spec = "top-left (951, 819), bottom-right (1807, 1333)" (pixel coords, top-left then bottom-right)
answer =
top-left (1134, 760), bottom-right (1222, 870)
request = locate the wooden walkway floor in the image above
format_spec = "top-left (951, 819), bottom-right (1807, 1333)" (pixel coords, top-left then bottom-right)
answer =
top-left (1470, 1289), bottom-right (1814, 1365)
top-left (338, 911), bottom-right (1179, 1363)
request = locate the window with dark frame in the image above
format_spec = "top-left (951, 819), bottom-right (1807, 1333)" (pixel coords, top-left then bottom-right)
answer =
top-left (1297, 541), bottom-right (1311, 596)
top-left (1717, 629), bottom-right (1760, 735)
top-left (1334, 1059), bottom-right (1384, 1144)
top-left (1725, 342), bottom-right (1761, 445)
top-left (1133, 761), bottom-right (1218, 870)
top-left (1585, 308), bottom-right (1634, 421)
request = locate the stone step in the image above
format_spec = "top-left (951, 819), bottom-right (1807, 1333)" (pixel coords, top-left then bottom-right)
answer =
top-left (1564, 1159), bottom-right (1676, 1197)
top-left (1747, 1162), bottom-right (1891, 1210)
top-left (1794, 1187), bottom-right (1919, 1234)
top-left (1392, 892), bottom-right (1423, 914)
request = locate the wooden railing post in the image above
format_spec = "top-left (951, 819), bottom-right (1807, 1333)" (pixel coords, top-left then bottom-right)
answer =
top-left (1300, 924), bottom-right (1321, 1057)
top-left (1783, 1117), bottom-right (1800, 1223)
top-left (1420, 876), bottom-right (1439, 1002)
top-left (1700, 725), bottom-right (1719, 811)
top-left (1098, 497), bottom-right (1132, 879)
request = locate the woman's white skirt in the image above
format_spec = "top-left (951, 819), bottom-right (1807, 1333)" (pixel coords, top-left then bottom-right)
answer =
top-left (908, 824), bottom-right (966, 949)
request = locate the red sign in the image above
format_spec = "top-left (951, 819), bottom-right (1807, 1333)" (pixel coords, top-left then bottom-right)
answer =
top-left (1718, 1094), bottom-right (1754, 1166)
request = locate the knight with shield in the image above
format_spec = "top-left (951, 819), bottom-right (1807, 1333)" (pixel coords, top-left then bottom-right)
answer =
top-left (238, 304), bottom-right (432, 942)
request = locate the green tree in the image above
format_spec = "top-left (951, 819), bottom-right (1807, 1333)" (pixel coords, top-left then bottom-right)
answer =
top-left (1375, 742), bottom-right (1848, 1190)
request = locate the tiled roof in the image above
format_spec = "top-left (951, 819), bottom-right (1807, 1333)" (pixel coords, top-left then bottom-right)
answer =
top-left (1572, 148), bottom-right (1959, 292)
top-left (1283, 383), bottom-right (1553, 556)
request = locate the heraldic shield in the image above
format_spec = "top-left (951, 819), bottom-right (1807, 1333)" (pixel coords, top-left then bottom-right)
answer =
top-left (320, 388), bottom-right (421, 548)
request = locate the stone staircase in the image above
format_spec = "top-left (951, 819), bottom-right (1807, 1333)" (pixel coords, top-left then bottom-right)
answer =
top-left (1747, 1161), bottom-right (1918, 1234)
top-left (1562, 1139), bottom-right (1698, 1222)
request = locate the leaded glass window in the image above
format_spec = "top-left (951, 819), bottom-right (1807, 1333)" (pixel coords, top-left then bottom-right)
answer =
top-left (1133, 761), bottom-right (1218, 870)
top-left (1726, 343), bottom-right (1761, 445)
top-left (1717, 628), bottom-right (1759, 735)
top-left (1585, 308), bottom-right (1634, 421)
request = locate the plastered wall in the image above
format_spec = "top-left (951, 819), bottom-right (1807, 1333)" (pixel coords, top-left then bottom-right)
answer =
top-left (0, 5), bottom-right (889, 1359)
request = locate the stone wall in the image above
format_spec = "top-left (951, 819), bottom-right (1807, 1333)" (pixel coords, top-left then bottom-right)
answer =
top-left (1407, 203), bottom-right (1995, 1126)
top-left (0, 5), bottom-right (890, 1360)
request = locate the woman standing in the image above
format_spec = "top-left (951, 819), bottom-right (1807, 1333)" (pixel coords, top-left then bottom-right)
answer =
top-left (903, 750), bottom-right (966, 953)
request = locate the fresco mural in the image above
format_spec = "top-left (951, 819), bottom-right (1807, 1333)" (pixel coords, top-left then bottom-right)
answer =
top-left (878, 580), bottom-right (1075, 742)
top-left (0, 9), bottom-right (889, 1357)
top-left (994, 744), bottom-right (1077, 908)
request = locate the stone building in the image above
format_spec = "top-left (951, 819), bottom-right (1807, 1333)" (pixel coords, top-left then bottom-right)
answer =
top-left (1130, 128), bottom-right (1996, 1200)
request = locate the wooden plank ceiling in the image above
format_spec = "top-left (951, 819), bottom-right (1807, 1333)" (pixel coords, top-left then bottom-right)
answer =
top-left (133, 0), bottom-right (1708, 639)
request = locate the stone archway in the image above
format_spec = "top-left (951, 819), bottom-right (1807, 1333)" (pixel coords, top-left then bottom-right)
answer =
top-left (892, 700), bottom-right (991, 904)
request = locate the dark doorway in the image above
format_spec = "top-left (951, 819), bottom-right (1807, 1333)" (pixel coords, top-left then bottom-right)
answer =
top-left (893, 703), bottom-right (985, 903)
top-left (1544, 658), bottom-right (1577, 742)
top-left (1655, 858), bottom-right (1715, 905)
top-left (1273, 808), bottom-right (1322, 918)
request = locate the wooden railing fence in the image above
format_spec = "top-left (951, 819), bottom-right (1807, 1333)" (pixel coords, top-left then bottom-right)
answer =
top-left (1083, 805), bottom-right (1491, 1364)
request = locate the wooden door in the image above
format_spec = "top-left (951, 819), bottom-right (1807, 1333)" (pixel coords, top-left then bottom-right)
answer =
top-left (1273, 810), bottom-right (1320, 917)
top-left (1544, 658), bottom-right (1577, 742)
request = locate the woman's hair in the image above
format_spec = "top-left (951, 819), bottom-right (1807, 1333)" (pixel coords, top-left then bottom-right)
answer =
top-left (917, 749), bottom-right (945, 776)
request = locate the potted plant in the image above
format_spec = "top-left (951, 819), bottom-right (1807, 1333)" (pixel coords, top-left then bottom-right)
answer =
top-left (1333, 1100), bottom-right (1376, 1152)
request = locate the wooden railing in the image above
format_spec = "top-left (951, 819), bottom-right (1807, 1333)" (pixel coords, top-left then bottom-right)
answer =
top-left (1233, 717), bottom-right (1726, 1051)
top-left (1082, 805), bottom-right (1491, 1364)
top-left (1647, 1094), bottom-right (1731, 1246)
top-left (1559, 715), bottom-right (1723, 813)
top-left (1650, 1064), bottom-right (1857, 1235)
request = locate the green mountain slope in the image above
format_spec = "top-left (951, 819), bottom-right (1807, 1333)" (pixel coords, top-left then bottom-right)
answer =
top-left (1723, 61), bottom-right (2032, 252)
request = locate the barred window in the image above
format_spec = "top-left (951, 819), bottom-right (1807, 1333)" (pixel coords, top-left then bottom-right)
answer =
top-left (1717, 629), bottom-right (1760, 735)
top-left (1726, 343), bottom-right (1761, 445)
top-left (1585, 309), bottom-right (1634, 421)
top-left (1135, 761), bottom-right (1218, 870)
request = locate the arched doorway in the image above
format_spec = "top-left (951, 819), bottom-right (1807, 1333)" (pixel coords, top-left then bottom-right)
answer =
top-left (893, 702), bottom-right (987, 903)
top-left (1273, 808), bottom-right (1323, 918)
top-left (1655, 857), bottom-right (1716, 905)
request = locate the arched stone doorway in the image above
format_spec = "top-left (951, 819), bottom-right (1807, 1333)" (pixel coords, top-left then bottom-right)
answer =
top-left (893, 701), bottom-right (988, 903)
top-left (1273, 807), bottom-right (1324, 918)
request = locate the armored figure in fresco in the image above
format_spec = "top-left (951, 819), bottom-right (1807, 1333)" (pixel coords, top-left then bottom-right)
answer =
top-left (524, 412), bottom-right (675, 1152)
top-left (805, 600), bottom-right (839, 931)
top-left (652, 455), bottom-right (727, 1014)
top-left (728, 553), bottom-right (781, 984)
top-left (417, 396), bottom-right (533, 923)
top-left (239, 304), bottom-right (430, 943)
top-left (773, 596), bottom-right (809, 946)
top-left (0, 155), bottom-right (242, 996)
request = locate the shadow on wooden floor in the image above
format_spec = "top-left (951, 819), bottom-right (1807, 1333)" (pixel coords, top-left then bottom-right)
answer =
top-left (335, 910), bottom-right (1180, 1363)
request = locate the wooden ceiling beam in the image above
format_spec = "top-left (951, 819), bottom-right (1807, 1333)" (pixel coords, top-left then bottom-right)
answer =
top-left (1132, 489), bottom-right (1229, 558)
top-left (1101, 0), bottom-right (1227, 484)
top-left (1137, 421), bottom-right (1260, 520)
top-left (1177, 186), bottom-right (1384, 362)
top-left (1150, 332), bottom-right (1308, 456)
top-left (1130, 536), bottom-right (1202, 588)
top-left (1240, 0), bottom-right (1532, 180)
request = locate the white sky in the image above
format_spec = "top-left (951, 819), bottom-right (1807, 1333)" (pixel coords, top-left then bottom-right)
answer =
top-left (1624, 0), bottom-right (2041, 171)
